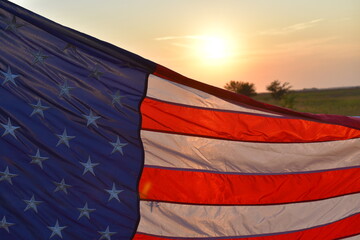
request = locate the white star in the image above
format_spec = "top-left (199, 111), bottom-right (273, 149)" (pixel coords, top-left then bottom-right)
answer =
top-left (58, 80), bottom-right (74, 98)
top-left (32, 50), bottom-right (48, 65)
top-left (1, 66), bottom-right (19, 86)
top-left (77, 202), bottom-right (96, 220)
top-left (80, 156), bottom-right (99, 176)
top-left (4, 16), bottom-right (24, 33)
top-left (1, 118), bottom-right (20, 139)
top-left (105, 183), bottom-right (123, 202)
top-left (82, 109), bottom-right (101, 128)
top-left (29, 149), bottom-right (49, 169)
top-left (56, 128), bottom-right (75, 148)
top-left (53, 179), bottom-right (72, 194)
top-left (0, 216), bottom-right (15, 233)
top-left (0, 166), bottom-right (17, 185)
top-left (30, 99), bottom-right (49, 118)
top-left (147, 201), bottom-right (160, 212)
top-left (88, 66), bottom-right (103, 80)
top-left (110, 91), bottom-right (125, 107)
top-left (23, 195), bottom-right (43, 213)
top-left (109, 136), bottom-right (128, 155)
top-left (47, 220), bottom-right (67, 239)
top-left (98, 226), bottom-right (116, 240)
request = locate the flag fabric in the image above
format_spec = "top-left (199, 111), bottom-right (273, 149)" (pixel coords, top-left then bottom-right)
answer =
top-left (1, 1), bottom-right (360, 240)
top-left (0, 1), bottom-right (152, 239)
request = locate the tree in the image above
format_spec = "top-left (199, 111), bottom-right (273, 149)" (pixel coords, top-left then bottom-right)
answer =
top-left (224, 81), bottom-right (257, 97)
top-left (266, 80), bottom-right (292, 100)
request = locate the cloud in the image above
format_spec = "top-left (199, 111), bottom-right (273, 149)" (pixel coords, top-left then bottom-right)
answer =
top-left (154, 35), bottom-right (213, 41)
top-left (154, 35), bottom-right (225, 50)
top-left (154, 36), bottom-right (202, 50)
top-left (258, 19), bottom-right (324, 36)
top-left (245, 36), bottom-right (339, 58)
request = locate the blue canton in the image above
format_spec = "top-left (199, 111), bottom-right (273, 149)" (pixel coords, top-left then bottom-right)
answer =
top-left (0, 1), bottom-right (153, 239)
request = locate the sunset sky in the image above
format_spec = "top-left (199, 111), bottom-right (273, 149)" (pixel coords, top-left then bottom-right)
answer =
top-left (10, 0), bottom-right (360, 92)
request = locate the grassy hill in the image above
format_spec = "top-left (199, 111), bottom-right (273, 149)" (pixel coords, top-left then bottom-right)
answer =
top-left (254, 87), bottom-right (360, 116)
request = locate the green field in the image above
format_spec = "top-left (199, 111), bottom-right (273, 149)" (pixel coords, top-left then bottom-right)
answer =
top-left (254, 87), bottom-right (360, 116)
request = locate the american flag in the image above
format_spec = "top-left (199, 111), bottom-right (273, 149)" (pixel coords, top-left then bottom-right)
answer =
top-left (1, 1), bottom-right (360, 240)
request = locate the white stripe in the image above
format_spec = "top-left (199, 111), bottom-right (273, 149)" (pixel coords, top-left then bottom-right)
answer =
top-left (138, 193), bottom-right (360, 238)
top-left (142, 130), bottom-right (360, 173)
top-left (147, 74), bottom-right (281, 116)
top-left (342, 235), bottom-right (360, 240)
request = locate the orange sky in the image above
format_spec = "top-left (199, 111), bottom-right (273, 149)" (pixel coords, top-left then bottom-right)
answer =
top-left (10, 0), bottom-right (360, 92)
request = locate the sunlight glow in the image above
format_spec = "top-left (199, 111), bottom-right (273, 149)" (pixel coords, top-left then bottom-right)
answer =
top-left (203, 37), bottom-right (227, 59)
top-left (196, 36), bottom-right (234, 64)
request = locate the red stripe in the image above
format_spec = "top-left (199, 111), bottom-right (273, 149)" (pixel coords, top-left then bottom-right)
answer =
top-left (139, 167), bottom-right (360, 205)
top-left (141, 98), bottom-right (360, 142)
top-left (153, 64), bottom-right (360, 130)
top-left (134, 213), bottom-right (360, 240)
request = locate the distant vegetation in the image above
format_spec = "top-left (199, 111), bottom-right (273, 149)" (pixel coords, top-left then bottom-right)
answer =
top-left (224, 80), bottom-right (360, 116)
top-left (254, 87), bottom-right (360, 116)
top-left (224, 81), bottom-right (257, 97)
top-left (266, 80), bottom-right (292, 100)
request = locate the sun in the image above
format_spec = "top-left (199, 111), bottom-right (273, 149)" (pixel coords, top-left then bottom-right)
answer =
top-left (197, 36), bottom-right (231, 63)
top-left (205, 37), bottom-right (227, 59)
